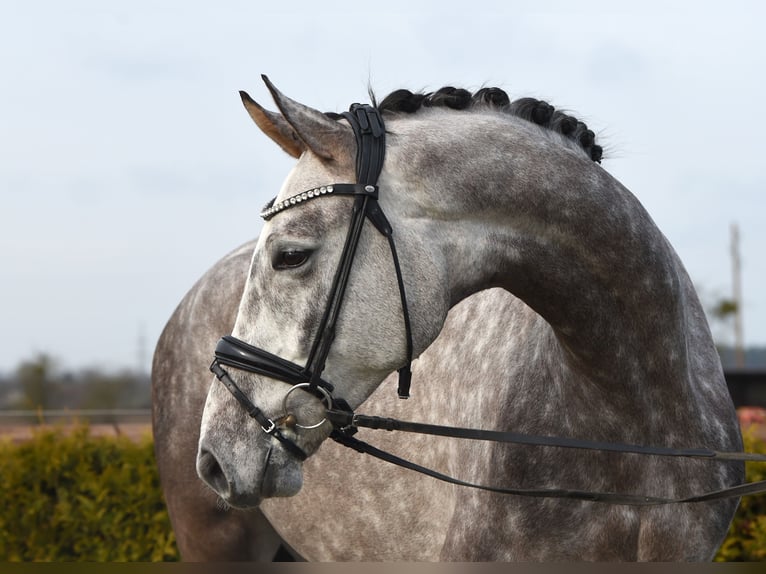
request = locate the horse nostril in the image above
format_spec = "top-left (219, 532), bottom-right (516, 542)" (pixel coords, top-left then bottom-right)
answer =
top-left (197, 448), bottom-right (229, 496)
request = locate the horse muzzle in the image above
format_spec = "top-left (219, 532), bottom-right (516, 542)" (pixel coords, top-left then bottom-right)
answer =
top-left (196, 437), bottom-right (304, 508)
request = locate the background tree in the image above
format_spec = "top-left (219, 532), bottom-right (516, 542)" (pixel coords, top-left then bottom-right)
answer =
top-left (15, 354), bottom-right (58, 410)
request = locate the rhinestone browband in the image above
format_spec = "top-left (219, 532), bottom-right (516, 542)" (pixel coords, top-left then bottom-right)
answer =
top-left (260, 184), bottom-right (378, 220)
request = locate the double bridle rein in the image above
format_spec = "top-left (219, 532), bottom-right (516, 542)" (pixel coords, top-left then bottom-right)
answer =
top-left (210, 103), bottom-right (766, 505)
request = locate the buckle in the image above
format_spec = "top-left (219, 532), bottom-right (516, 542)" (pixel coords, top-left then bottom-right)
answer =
top-left (261, 419), bottom-right (277, 434)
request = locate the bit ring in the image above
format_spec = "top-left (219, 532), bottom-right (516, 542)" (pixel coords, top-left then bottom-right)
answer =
top-left (281, 383), bottom-right (332, 429)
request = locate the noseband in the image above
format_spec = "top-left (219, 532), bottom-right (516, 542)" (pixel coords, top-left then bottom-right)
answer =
top-left (209, 104), bottom-right (413, 460)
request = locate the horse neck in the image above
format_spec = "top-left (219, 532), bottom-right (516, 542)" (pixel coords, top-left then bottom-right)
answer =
top-left (388, 112), bottom-right (698, 389)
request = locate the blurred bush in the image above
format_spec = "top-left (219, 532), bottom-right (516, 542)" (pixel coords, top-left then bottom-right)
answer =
top-left (0, 424), bottom-right (178, 561)
top-left (0, 422), bottom-right (763, 561)
top-left (715, 428), bottom-right (766, 561)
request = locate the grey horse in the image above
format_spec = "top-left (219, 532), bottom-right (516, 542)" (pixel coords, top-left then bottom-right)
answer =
top-left (152, 78), bottom-right (743, 560)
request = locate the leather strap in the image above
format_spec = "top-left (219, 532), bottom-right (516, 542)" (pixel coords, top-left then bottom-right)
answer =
top-left (304, 104), bottom-right (414, 397)
top-left (214, 335), bottom-right (333, 392)
top-left (210, 360), bottom-right (308, 461)
top-left (305, 192), bottom-right (369, 387)
top-left (330, 430), bottom-right (766, 505)
top-left (343, 104), bottom-right (414, 397)
top-left (326, 410), bottom-right (766, 461)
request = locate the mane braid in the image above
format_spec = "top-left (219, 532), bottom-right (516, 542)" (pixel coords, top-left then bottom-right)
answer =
top-left (376, 86), bottom-right (603, 163)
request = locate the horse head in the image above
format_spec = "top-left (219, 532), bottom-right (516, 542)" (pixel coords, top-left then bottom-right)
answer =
top-left (196, 77), bottom-right (450, 507)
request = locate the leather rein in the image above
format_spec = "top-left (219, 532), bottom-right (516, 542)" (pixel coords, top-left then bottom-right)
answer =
top-left (210, 103), bottom-right (766, 505)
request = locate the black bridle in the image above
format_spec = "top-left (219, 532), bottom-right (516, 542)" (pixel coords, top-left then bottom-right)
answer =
top-left (210, 103), bottom-right (413, 461)
top-left (210, 102), bottom-right (766, 504)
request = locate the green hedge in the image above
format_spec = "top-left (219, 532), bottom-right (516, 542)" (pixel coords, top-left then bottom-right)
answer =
top-left (1, 423), bottom-right (764, 561)
top-left (0, 424), bottom-right (178, 561)
top-left (715, 428), bottom-right (766, 561)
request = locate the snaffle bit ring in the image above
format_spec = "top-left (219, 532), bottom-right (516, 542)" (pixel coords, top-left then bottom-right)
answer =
top-left (281, 383), bottom-right (332, 429)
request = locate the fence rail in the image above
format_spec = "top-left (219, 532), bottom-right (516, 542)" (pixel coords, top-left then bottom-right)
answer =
top-left (0, 371), bottom-right (764, 425)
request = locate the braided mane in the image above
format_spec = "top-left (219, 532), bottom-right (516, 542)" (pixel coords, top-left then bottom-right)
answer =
top-left (375, 86), bottom-right (603, 163)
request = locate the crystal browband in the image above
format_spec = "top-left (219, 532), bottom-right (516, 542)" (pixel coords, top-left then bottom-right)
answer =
top-left (260, 184), bottom-right (378, 220)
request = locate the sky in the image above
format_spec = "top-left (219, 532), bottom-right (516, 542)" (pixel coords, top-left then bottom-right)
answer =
top-left (1, 0), bottom-right (764, 375)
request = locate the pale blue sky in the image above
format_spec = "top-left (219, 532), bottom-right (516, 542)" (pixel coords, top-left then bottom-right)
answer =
top-left (1, 1), bottom-right (764, 374)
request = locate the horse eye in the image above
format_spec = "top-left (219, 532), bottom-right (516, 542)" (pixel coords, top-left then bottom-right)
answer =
top-left (273, 249), bottom-right (310, 269)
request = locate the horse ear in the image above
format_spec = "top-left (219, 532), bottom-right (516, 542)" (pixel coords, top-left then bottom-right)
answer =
top-left (240, 91), bottom-right (304, 159)
top-left (260, 74), bottom-right (352, 161)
